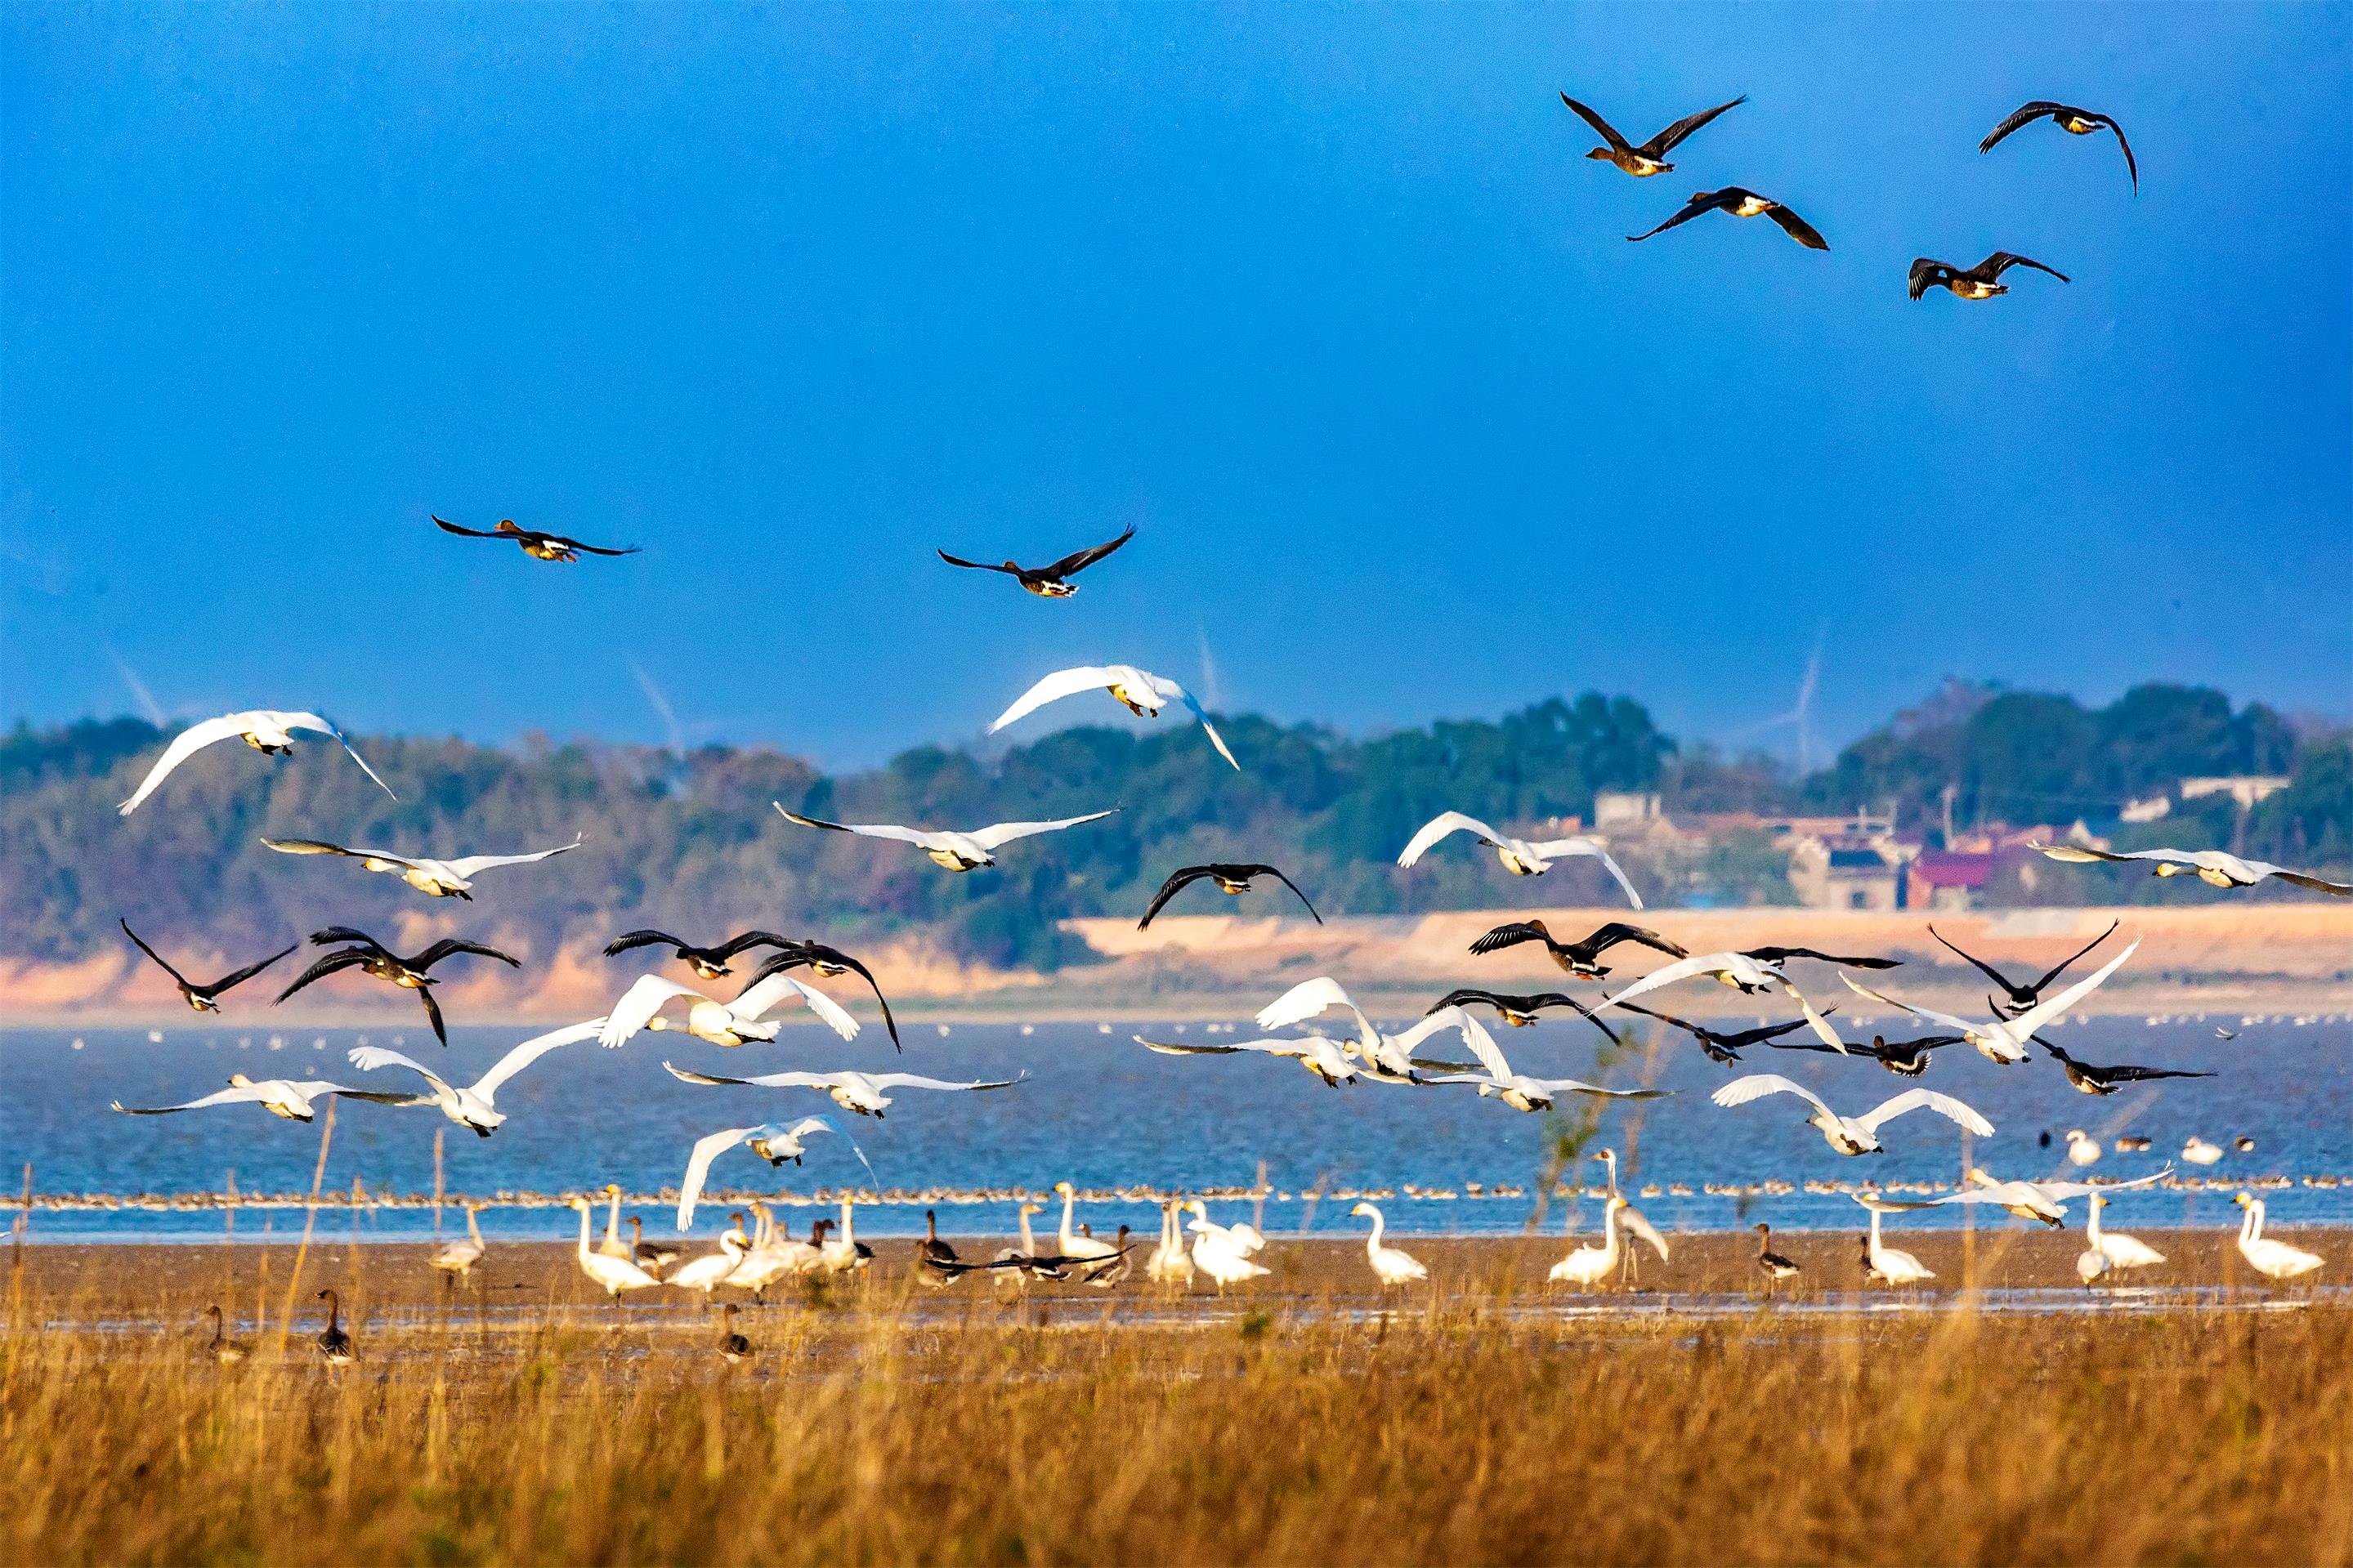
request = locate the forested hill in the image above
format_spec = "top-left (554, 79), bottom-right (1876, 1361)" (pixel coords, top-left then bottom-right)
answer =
top-left (4, 683), bottom-right (2346, 971)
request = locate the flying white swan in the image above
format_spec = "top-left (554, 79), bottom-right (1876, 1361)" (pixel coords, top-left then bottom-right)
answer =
top-left (1604, 951), bottom-right (1801, 1007)
top-left (2234, 1193), bottom-right (2324, 1281)
top-left (118, 710), bottom-right (396, 815)
top-left (1840, 940), bottom-right (2141, 1065)
top-left (569, 1195), bottom-right (661, 1302)
top-left (260, 833), bottom-right (581, 898)
top-left (673, 1117), bottom-right (837, 1230)
top-left (345, 1021), bottom-right (602, 1135)
top-left (773, 801), bottom-right (1118, 872)
top-left (1868, 1166), bottom-right (2171, 1227)
top-left (1395, 811), bottom-right (1641, 905)
top-left (1711, 1074), bottom-right (1993, 1155)
top-left (111, 1073), bottom-right (417, 1123)
top-left (2033, 842), bottom-right (2352, 897)
top-left (664, 1061), bottom-right (1022, 1118)
top-left (1132, 1030), bottom-right (1363, 1087)
top-left (986, 664), bottom-right (1238, 770)
top-left (597, 970), bottom-right (859, 1050)
top-left (1252, 976), bottom-right (1485, 1083)
top-left (1350, 1203), bottom-right (1429, 1289)
top-left (2081, 1191), bottom-right (2167, 1278)
top-left (1417, 1007), bottom-right (1671, 1112)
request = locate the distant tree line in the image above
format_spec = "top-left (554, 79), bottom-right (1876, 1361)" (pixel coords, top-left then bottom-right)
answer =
top-left (2, 682), bottom-right (2342, 971)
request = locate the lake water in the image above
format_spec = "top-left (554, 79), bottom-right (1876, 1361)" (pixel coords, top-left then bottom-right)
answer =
top-left (4, 1011), bottom-right (2346, 1242)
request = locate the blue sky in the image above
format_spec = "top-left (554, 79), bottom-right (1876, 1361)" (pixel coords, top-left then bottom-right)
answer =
top-left (5, 3), bottom-right (2347, 768)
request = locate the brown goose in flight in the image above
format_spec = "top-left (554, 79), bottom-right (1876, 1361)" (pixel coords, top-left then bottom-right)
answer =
top-left (2037, 1038), bottom-right (2216, 1097)
top-left (1628, 187), bottom-right (1827, 249)
top-left (1469, 919), bottom-right (1687, 979)
top-left (121, 920), bottom-right (296, 1013)
top-left (1612, 1000), bottom-right (1827, 1065)
top-left (937, 525), bottom-right (1134, 597)
top-left (276, 927), bottom-right (521, 1045)
top-left (1908, 251), bottom-right (2069, 301)
top-left (602, 928), bottom-right (793, 981)
top-left (1138, 863), bottom-right (1321, 928)
top-left (1930, 920), bottom-right (2117, 1017)
top-left (433, 516), bottom-right (639, 562)
top-left (1559, 92), bottom-right (1746, 176)
top-left (1979, 101), bottom-right (2136, 192)
top-left (1425, 989), bottom-right (1620, 1043)
top-left (745, 941), bottom-right (901, 1051)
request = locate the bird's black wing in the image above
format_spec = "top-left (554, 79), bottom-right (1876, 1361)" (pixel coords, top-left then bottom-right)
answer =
top-left (309, 926), bottom-right (390, 954)
top-left (810, 944), bottom-right (900, 1052)
top-left (1468, 922), bottom-right (1549, 957)
top-left (120, 920), bottom-right (192, 989)
top-left (2027, 918), bottom-right (2118, 994)
top-left (1929, 926), bottom-right (2022, 994)
top-left (1979, 101), bottom-right (2063, 154)
top-left (275, 948), bottom-right (372, 1003)
top-left (432, 516), bottom-right (501, 539)
top-left (709, 930), bottom-right (798, 961)
top-left (2091, 1062), bottom-right (2214, 1083)
top-left (2034, 1038), bottom-right (2082, 1069)
top-left (1138, 866), bottom-right (1218, 929)
top-left (1626, 191), bottom-right (1725, 242)
top-left (206, 941), bottom-right (301, 997)
top-left (1042, 525), bottom-right (1136, 579)
top-left (1429, 989), bottom-right (1507, 1015)
top-left (1747, 946), bottom-right (1898, 969)
top-left (409, 938), bottom-right (522, 972)
top-left (418, 986), bottom-right (450, 1047)
top-left (2093, 114), bottom-right (2137, 191)
top-left (936, 550), bottom-right (1020, 577)
top-left (1647, 94), bottom-right (1747, 155)
top-left (1253, 864), bottom-right (1323, 924)
top-left (1583, 922), bottom-right (1688, 960)
top-left (1764, 203), bottom-right (1830, 251)
top-left (1722, 1014), bottom-right (1823, 1049)
top-left (603, 929), bottom-right (687, 958)
top-left (554, 537), bottom-right (640, 556)
top-left (1986, 252), bottom-right (2069, 284)
top-left (1908, 258), bottom-right (1953, 300)
top-left (1559, 92), bottom-right (1634, 154)
top-left (1543, 991), bottom-right (1622, 1046)
top-left (1883, 1034), bottom-right (1966, 1053)
top-left (1610, 999), bottom-right (1704, 1039)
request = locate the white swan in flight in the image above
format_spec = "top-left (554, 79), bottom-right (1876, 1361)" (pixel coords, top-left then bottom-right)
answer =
top-left (2033, 842), bottom-right (2351, 897)
top-left (1841, 939), bottom-right (2141, 1065)
top-left (1132, 1031), bottom-right (1363, 1087)
top-left (986, 664), bottom-right (1238, 769)
top-left (663, 1061), bottom-right (1023, 1118)
top-left (1866, 1166), bottom-right (2168, 1226)
top-left (673, 1119), bottom-right (836, 1230)
top-left (1711, 1073), bottom-right (1992, 1155)
top-left (1417, 1007), bottom-right (1671, 1112)
top-left (1395, 811), bottom-right (1641, 905)
top-left (1253, 976), bottom-right (1485, 1083)
top-left (111, 1073), bottom-right (417, 1123)
top-left (597, 970), bottom-right (860, 1050)
top-left (260, 833), bottom-right (581, 898)
top-left (118, 710), bottom-right (396, 815)
top-left (343, 1021), bottom-right (602, 1135)
top-left (773, 801), bottom-right (1117, 872)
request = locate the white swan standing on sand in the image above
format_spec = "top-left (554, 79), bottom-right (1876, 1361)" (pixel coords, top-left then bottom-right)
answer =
top-left (673, 1118), bottom-right (837, 1229)
top-left (1350, 1203), bottom-right (1428, 1289)
top-left (117, 709), bottom-right (396, 815)
top-left (2234, 1193), bottom-right (2323, 1282)
top-left (1839, 940), bottom-right (2141, 1065)
top-left (1548, 1192), bottom-right (1626, 1290)
top-left (986, 663), bottom-right (1239, 770)
top-left (667, 1223), bottom-right (751, 1300)
top-left (597, 971), bottom-right (860, 1050)
top-left (1396, 811), bottom-right (1642, 905)
top-left (1594, 1148), bottom-right (1671, 1284)
top-left (1855, 1202), bottom-right (1935, 1289)
top-left (570, 1195), bottom-right (660, 1303)
top-left (1711, 1074), bottom-right (1993, 1155)
top-left (1185, 1200), bottom-right (1270, 1294)
top-left (346, 1021), bottom-right (603, 1135)
top-left (2078, 1191), bottom-right (2167, 1283)
top-left (431, 1203), bottom-right (487, 1284)
top-left (1146, 1199), bottom-right (1197, 1287)
top-left (772, 801), bottom-right (1118, 873)
top-left (1053, 1181), bottom-right (1124, 1282)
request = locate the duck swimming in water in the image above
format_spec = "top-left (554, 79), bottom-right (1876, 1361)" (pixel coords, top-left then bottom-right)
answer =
top-left (1908, 251), bottom-right (2069, 301)
top-left (1627, 187), bottom-right (1827, 250)
top-left (1559, 92), bottom-right (1746, 176)
top-left (1979, 101), bottom-right (2137, 192)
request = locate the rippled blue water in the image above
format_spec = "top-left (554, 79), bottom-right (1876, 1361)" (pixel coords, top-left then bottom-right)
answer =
top-left (5, 1011), bottom-right (2346, 1241)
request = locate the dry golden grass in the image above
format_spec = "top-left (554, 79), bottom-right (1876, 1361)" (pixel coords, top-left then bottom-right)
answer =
top-left (6, 1249), bottom-right (2352, 1568)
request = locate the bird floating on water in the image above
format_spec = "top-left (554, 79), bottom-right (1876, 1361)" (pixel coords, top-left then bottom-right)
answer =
top-left (1559, 91), bottom-right (1746, 176)
top-left (118, 710), bottom-right (395, 815)
top-left (936, 525), bottom-right (1134, 597)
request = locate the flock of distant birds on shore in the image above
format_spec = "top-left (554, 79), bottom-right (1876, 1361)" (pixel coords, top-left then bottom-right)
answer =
top-left (69, 86), bottom-right (2348, 1365)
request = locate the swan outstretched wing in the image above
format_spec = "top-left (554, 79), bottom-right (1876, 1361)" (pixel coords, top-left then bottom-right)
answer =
top-left (1840, 974), bottom-right (1973, 1033)
top-left (1255, 976), bottom-right (1362, 1034)
top-left (1397, 811), bottom-right (1503, 868)
top-left (441, 835), bottom-right (585, 878)
top-left (1397, 1006), bottom-right (1510, 1079)
top-left (268, 713), bottom-right (397, 803)
top-left (861, 1073), bottom-right (1024, 1093)
top-left (2007, 939), bottom-right (2141, 1034)
top-left (1527, 837), bottom-right (1644, 909)
top-left (2016, 1167), bottom-right (2172, 1203)
top-left (113, 1081), bottom-right (276, 1115)
top-left (772, 805), bottom-right (939, 848)
top-left (474, 1020), bottom-right (605, 1100)
top-left (1618, 1204), bottom-right (1671, 1262)
top-left (663, 1061), bottom-right (835, 1089)
top-left (1144, 672), bottom-right (1240, 770)
top-left (1134, 1035), bottom-right (1246, 1057)
top-left (262, 837), bottom-right (418, 869)
top-left (1794, 990), bottom-right (1849, 1057)
top-left (728, 972), bottom-right (860, 1039)
top-left (346, 1045), bottom-right (454, 1098)
top-left (1604, 952), bottom-right (1738, 1008)
top-left (966, 811), bottom-right (1119, 851)
top-left (677, 1126), bottom-right (763, 1231)
top-left (986, 666), bottom-right (1121, 733)
top-left (117, 715), bottom-right (252, 815)
top-left (1711, 1073), bottom-right (1832, 1119)
top-left (1855, 1088), bottom-right (1993, 1138)
top-left (600, 975), bottom-right (701, 1048)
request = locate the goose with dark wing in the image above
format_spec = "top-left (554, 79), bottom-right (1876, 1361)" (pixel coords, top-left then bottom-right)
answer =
top-left (1466, 918), bottom-right (1687, 979)
top-left (1628, 187), bottom-right (1827, 249)
top-left (1930, 920), bottom-right (2117, 1017)
top-left (745, 940), bottom-right (900, 1050)
top-left (1425, 989), bottom-right (1620, 1042)
top-left (1611, 1000), bottom-right (1827, 1066)
top-left (1768, 1029), bottom-right (1968, 1078)
top-left (937, 525), bottom-right (1134, 597)
top-left (1979, 101), bottom-right (2136, 192)
top-left (1908, 251), bottom-right (2069, 301)
top-left (2038, 1038), bottom-right (2217, 1097)
top-left (602, 928), bottom-right (794, 981)
top-left (433, 516), bottom-right (639, 562)
top-left (275, 927), bottom-right (521, 1045)
top-left (1742, 945), bottom-right (1900, 972)
top-left (1559, 92), bottom-right (1745, 176)
top-left (121, 920), bottom-right (295, 1013)
top-left (1138, 863), bottom-right (1322, 928)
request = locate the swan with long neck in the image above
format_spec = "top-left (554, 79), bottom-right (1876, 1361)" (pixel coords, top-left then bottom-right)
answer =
top-left (2234, 1194), bottom-right (2322, 1282)
top-left (1547, 1194), bottom-right (1624, 1289)
top-left (1145, 1199), bottom-right (1196, 1287)
top-left (1861, 1207), bottom-right (1934, 1288)
top-left (2082, 1192), bottom-right (2166, 1275)
top-left (571, 1195), bottom-right (660, 1302)
top-left (432, 1203), bottom-right (487, 1284)
top-left (1184, 1199), bottom-right (1269, 1295)
top-left (1351, 1202), bottom-right (1428, 1289)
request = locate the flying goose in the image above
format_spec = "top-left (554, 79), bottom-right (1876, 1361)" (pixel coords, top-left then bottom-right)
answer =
top-left (112, 1072), bottom-right (417, 1122)
top-left (1133, 1031), bottom-right (1363, 1088)
top-left (1398, 812), bottom-right (1642, 905)
top-left (259, 833), bottom-right (581, 898)
top-left (343, 1021), bottom-right (603, 1134)
top-left (1417, 1007), bottom-right (1669, 1113)
top-left (937, 525), bottom-right (1134, 596)
top-left (673, 1117), bottom-right (837, 1229)
top-left (596, 970), bottom-right (860, 1050)
top-left (120, 920), bottom-right (295, 1012)
top-left (2030, 842), bottom-right (2351, 897)
top-left (773, 802), bottom-right (1118, 872)
top-left (1425, 989), bottom-right (1621, 1041)
top-left (2037, 1038), bottom-right (2215, 1096)
top-left (1979, 101), bottom-right (2137, 192)
top-left (986, 664), bottom-right (1237, 769)
top-left (1930, 920), bottom-right (2118, 1016)
top-left (1711, 1073), bottom-right (1993, 1155)
top-left (275, 927), bottom-right (522, 1047)
top-left (663, 1060), bottom-right (1023, 1119)
top-left (1627, 187), bottom-right (1827, 249)
top-left (744, 941), bottom-right (900, 1049)
top-left (1908, 251), bottom-right (2069, 302)
top-left (432, 515), bottom-right (639, 561)
top-left (117, 710), bottom-right (395, 815)
top-left (1467, 918), bottom-right (1684, 977)
top-left (1138, 863), bottom-right (1321, 927)
top-left (1559, 92), bottom-right (1746, 176)
top-left (314, 1289), bottom-right (356, 1365)
top-left (1350, 1203), bottom-right (1429, 1289)
top-left (1841, 938), bottom-right (2141, 1065)
top-left (2234, 1193), bottom-right (2323, 1282)
top-left (601, 928), bottom-right (794, 981)
top-left (1872, 1166), bottom-right (2169, 1228)
top-left (1611, 1000), bottom-right (1823, 1065)
top-left (1767, 1028), bottom-right (1966, 1078)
